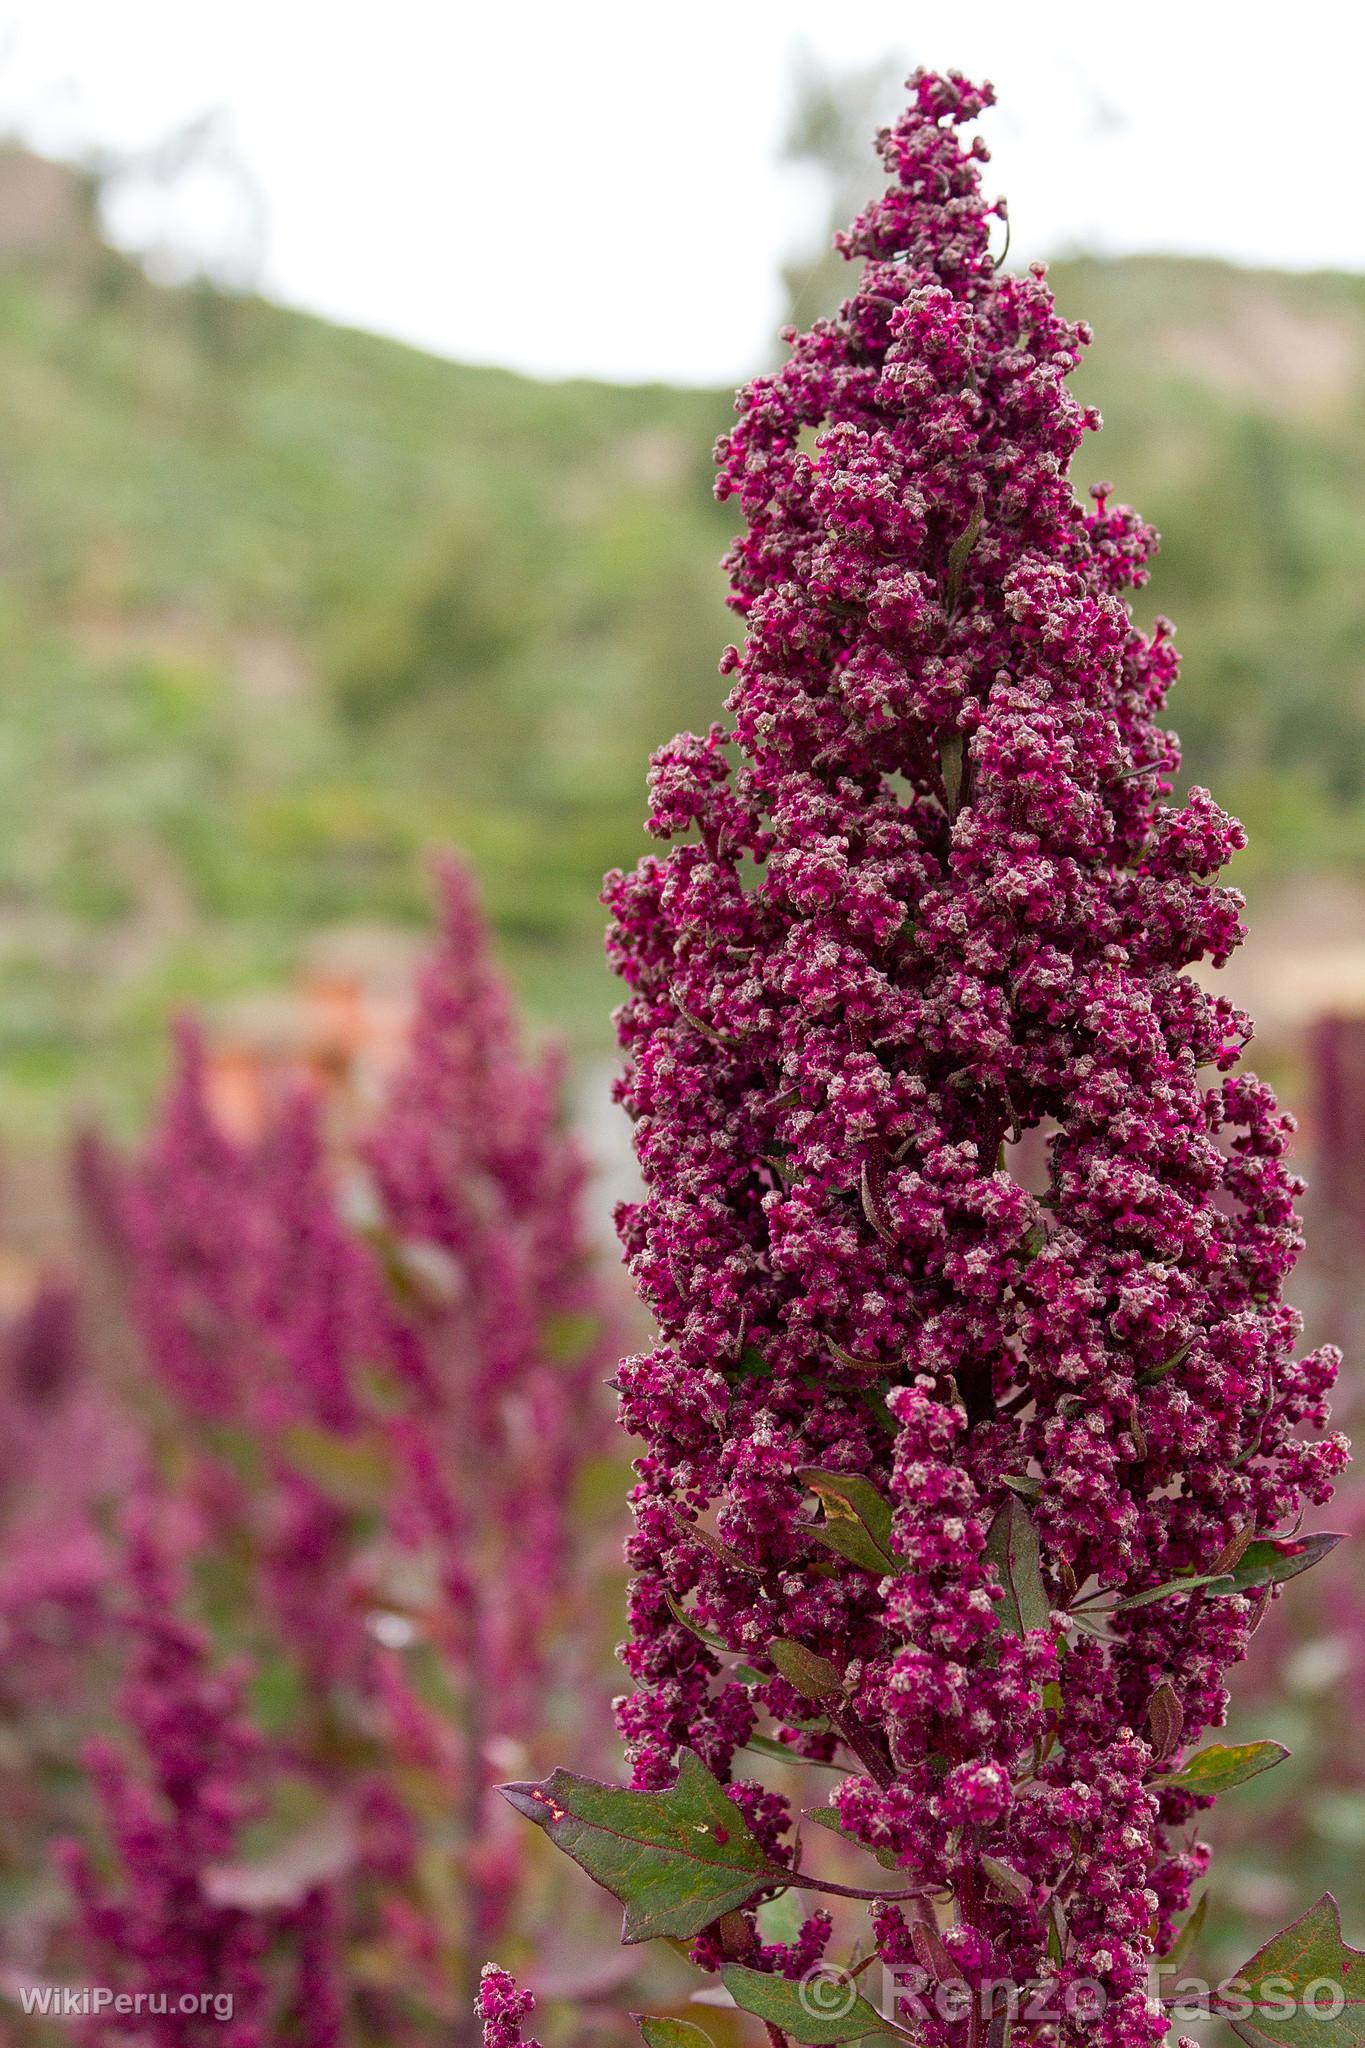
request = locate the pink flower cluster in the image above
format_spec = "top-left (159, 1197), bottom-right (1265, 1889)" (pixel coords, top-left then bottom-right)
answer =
top-left (596, 70), bottom-right (1346, 2047)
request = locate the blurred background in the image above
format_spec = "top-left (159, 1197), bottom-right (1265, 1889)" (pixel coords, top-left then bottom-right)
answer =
top-left (0, 3), bottom-right (1360, 2039)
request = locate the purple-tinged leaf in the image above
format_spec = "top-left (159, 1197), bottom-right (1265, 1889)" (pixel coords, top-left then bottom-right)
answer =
top-left (769, 1638), bottom-right (844, 1701)
top-left (1213, 1532), bottom-right (1345, 1597)
top-left (984, 1497), bottom-right (1051, 1638)
top-left (1147, 1681), bottom-right (1184, 1761)
top-left (1215, 1892), bottom-right (1365, 2045)
top-left (667, 1503), bottom-right (759, 1575)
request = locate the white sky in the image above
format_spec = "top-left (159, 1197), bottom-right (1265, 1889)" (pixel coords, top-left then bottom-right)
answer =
top-left (0, 0), bottom-right (1358, 386)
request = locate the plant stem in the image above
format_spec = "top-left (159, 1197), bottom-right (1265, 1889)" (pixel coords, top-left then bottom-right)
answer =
top-left (830, 1704), bottom-right (896, 1789)
top-left (787, 1870), bottom-right (935, 1904)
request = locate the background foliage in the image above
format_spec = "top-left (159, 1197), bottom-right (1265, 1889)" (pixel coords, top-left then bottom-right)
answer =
top-left (2, 150), bottom-right (1365, 1128)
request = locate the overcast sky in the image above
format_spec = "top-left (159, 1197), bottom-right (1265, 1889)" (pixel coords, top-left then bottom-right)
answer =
top-left (0, 1), bottom-right (1357, 385)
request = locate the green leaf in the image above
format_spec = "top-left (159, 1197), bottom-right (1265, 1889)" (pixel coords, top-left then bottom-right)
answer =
top-left (1156, 1740), bottom-right (1290, 1796)
top-left (1160, 1889), bottom-right (1208, 1967)
top-left (984, 1497), bottom-right (1051, 1638)
top-left (1212, 1532), bottom-right (1345, 1597)
top-left (635, 2019), bottom-right (715, 2048)
top-left (1001, 1473), bottom-right (1042, 1502)
top-left (757, 1887), bottom-right (805, 1945)
top-left (500, 1750), bottom-right (783, 1944)
top-left (664, 1591), bottom-right (729, 1652)
top-left (769, 1639), bottom-right (844, 1701)
top-left (1113, 1571), bottom-right (1233, 1611)
top-left (545, 1309), bottom-right (602, 1362)
top-left (744, 1734), bottom-right (841, 1770)
top-left (1137, 1338), bottom-right (1192, 1387)
top-left (1019, 1219), bottom-right (1047, 1259)
top-left (721, 1964), bottom-right (894, 2043)
top-left (805, 1805), bottom-right (900, 1871)
top-left (799, 1469), bottom-right (899, 1576)
top-left (945, 493), bottom-right (984, 614)
top-left (1217, 1892), bottom-right (1365, 2045)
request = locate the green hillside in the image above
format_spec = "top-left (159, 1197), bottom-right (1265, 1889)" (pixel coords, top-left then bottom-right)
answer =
top-left (1, 152), bottom-right (1364, 1126)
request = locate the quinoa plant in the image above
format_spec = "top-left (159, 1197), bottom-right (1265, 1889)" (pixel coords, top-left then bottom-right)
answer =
top-left (494, 72), bottom-right (1355, 2048)
top-left (49, 860), bottom-right (616, 2044)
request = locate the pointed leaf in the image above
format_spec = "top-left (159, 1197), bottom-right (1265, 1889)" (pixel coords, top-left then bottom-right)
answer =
top-left (1113, 1571), bottom-right (1233, 1611)
top-left (744, 1735), bottom-right (840, 1770)
top-left (1156, 1740), bottom-right (1290, 1796)
top-left (721, 1964), bottom-right (893, 2044)
top-left (1217, 1892), bottom-right (1365, 2045)
top-left (635, 2020), bottom-right (715, 2048)
top-left (769, 1639), bottom-right (844, 1701)
top-left (500, 1751), bottom-right (782, 1944)
top-left (664, 1591), bottom-right (728, 1652)
top-left (984, 1497), bottom-right (1051, 1638)
top-left (1212, 1532), bottom-right (1345, 1597)
top-left (799, 1469), bottom-right (899, 1576)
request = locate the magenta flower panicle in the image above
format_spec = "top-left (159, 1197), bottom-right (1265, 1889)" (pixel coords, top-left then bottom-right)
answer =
top-left (501, 67), bottom-right (1351, 2048)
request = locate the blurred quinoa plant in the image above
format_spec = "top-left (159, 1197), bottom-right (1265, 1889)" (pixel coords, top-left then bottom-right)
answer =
top-left (491, 71), bottom-right (1356, 2048)
top-left (38, 859), bottom-right (618, 2044)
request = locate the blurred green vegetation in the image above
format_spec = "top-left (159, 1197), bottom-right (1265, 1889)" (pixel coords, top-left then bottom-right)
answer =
top-left (1, 153), bottom-right (1365, 1127)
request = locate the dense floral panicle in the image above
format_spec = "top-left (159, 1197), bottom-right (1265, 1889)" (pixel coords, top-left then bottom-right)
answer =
top-left (364, 855), bottom-right (615, 1742)
top-left (57, 1493), bottom-right (280, 2047)
top-left (602, 70), bottom-right (1347, 2046)
top-left (57, 854), bottom-right (616, 2034)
